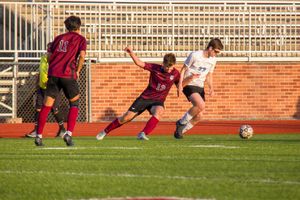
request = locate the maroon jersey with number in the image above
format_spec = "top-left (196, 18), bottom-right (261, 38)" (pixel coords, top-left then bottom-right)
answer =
top-left (140, 63), bottom-right (180, 102)
top-left (48, 31), bottom-right (87, 79)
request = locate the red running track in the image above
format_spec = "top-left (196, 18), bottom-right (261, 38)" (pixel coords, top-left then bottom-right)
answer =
top-left (0, 120), bottom-right (299, 138)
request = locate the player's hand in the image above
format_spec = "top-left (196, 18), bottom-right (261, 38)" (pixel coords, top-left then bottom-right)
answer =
top-left (177, 85), bottom-right (182, 97)
top-left (124, 46), bottom-right (133, 54)
top-left (208, 88), bottom-right (214, 96)
top-left (191, 73), bottom-right (200, 79)
top-left (76, 71), bottom-right (80, 79)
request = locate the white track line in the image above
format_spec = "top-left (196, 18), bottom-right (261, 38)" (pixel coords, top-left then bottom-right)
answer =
top-left (39, 146), bottom-right (142, 150)
top-left (37, 145), bottom-right (240, 150)
top-left (1, 170), bottom-right (299, 185)
top-left (72, 197), bottom-right (215, 200)
top-left (186, 145), bottom-right (241, 149)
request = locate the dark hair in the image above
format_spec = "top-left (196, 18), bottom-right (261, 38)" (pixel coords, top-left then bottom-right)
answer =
top-left (64, 16), bottom-right (81, 31)
top-left (46, 42), bottom-right (52, 53)
top-left (206, 38), bottom-right (224, 50)
top-left (163, 53), bottom-right (176, 67)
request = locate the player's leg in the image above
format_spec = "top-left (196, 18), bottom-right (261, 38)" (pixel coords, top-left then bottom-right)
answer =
top-left (25, 109), bottom-right (40, 138)
top-left (96, 98), bottom-right (141, 140)
top-left (182, 110), bottom-right (204, 134)
top-left (58, 78), bottom-right (80, 146)
top-left (36, 77), bottom-right (59, 137)
top-left (180, 93), bottom-right (205, 124)
top-left (35, 95), bottom-right (56, 146)
top-left (25, 89), bottom-right (43, 138)
top-left (51, 92), bottom-right (65, 137)
top-left (138, 105), bottom-right (164, 140)
top-left (175, 86), bottom-right (205, 139)
top-left (66, 95), bottom-right (79, 134)
top-left (96, 111), bottom-right (137, 140)
top-left (52, 110), bottom-right (65, 138)
top-left (63, 95), bottom-right (79, 147)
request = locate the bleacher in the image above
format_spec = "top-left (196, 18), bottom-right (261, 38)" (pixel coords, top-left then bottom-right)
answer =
top-left (1, 0), bottom-right (299, 61)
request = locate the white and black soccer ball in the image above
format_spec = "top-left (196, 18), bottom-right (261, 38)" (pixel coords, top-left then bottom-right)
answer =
top-left (239, 124), bottom-right (254, 139)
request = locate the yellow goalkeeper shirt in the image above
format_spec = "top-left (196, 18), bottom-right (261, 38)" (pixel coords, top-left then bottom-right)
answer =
top-left (39, 54), bottom-right (49, 89)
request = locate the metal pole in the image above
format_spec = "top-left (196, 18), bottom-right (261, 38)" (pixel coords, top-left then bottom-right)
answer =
top-left (12, 4), bottom-right (18, 119)
top-left (88, 59), bottom-right (92, 122)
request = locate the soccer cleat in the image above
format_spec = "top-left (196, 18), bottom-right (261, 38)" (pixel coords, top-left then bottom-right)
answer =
top-left (174, 120), bottom-right (185, 139)
top-left (174, 130), bottom-right (183, 139)
top-left (34, 136), bottom-right (44, 146)
top-left (63, 133), bottom-right (74, 146)
top-left (25, 130), bottom-right (37, 138)
top-left (96, 131), bottom-right (106, 140)
top-left (137, 132), bottom-right (149, 140)
top-left (55, 127), bottom-right (66, 138)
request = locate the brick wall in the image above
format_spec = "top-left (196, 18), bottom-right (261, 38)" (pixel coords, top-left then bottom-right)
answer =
top-left (90, 62), bottom-right (300, 122)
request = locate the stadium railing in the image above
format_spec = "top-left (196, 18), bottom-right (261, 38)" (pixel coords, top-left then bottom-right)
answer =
top-left (0, 0), bottom-right (299, 62)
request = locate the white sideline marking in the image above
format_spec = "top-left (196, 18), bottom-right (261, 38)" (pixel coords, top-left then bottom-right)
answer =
top-left (187, 145), bottom-right (240, 149)
top-left (1, 170), bottom-right (299, 185)
top-left (72, 197), bottom-right (215, 200)
top-left (40, 146), bottom-right (142, 150)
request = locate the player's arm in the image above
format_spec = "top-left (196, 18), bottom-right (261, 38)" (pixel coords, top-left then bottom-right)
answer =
top-left (39, 54), bottom-right (49, 88)
top-left (182, 72), bottom-right (200, 88)
top-left (124, 46), bottom-right (145, 68)
top-left (178, 52), bottom-right (199, 96)
top-left (176, 65), bottom-right (187, 97)
top-left (206, 72), bottom-right (214, 96)
top-left (76, 50), bottom-right (86, 78)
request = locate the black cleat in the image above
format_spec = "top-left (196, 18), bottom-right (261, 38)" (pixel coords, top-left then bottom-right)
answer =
top-left (174, 120), bottom-right (185, 139)
top-left (63, 134), bottom-right (74, 146)
top-left (174, 131), bottom-right (183, 139)
top-left (34, 137), bottom-right (44, 146)
top-left (55, 127), bottom-right (66, 138)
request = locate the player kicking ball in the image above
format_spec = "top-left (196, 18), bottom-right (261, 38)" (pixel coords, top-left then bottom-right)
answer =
top-left (96, 46), bottom-right (180, 140)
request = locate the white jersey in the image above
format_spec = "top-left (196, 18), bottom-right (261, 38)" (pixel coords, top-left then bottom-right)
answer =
top-left (183, 50), bottom-right (217, 88)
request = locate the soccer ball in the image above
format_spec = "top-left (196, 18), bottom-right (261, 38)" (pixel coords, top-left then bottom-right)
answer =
top-left (239, 125), bottom-right (254, 139)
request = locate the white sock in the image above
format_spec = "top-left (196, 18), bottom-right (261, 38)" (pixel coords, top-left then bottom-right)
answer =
top-left (180, 112), bottom-right (193, 125)
top-left (182, 122), bottom-right (194, 134)
top-left (37, 134), bottom-right (42, 138)
top-left (67, 131), bottom-right (72, 136)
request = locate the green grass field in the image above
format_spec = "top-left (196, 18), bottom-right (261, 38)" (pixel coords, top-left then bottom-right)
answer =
top-left (0, 134), bottom-right (299, 200)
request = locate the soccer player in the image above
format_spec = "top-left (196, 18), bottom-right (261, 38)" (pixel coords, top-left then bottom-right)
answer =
top-left (25, 43), bottom-right (66, 138)
top-left (96, 46), bottom-right (180, 140)
top-left (34, 16), bottom-right (87, 146)
top-left (174, 38), bottom-right (223, 139)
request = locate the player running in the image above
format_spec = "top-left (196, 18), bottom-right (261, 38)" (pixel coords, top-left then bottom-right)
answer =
top-left (174, 38), bottom-right (223, 139)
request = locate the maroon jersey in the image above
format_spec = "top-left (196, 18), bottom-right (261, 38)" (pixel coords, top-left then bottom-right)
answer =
top-left (140, 63), bottom-right (180, 102)
top-left (48, 32), bottom-right (87, 79)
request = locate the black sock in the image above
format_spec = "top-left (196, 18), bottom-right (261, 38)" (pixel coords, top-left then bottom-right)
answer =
top-left (53, 111), bottom-right (65, 130)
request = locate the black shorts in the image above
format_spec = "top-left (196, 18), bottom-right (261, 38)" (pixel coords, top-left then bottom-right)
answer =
top-left (183, 85), bottom-right (205, 101)
top-left (36, 88), bottom-right (61, 112)
top-left (128, 97), bottom-right (164, 115)
top-left (45, 76), bottom-right (79, 100)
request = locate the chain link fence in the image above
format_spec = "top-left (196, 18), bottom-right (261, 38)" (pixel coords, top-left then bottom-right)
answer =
top-left (0, 62), bottom-right (88, 122)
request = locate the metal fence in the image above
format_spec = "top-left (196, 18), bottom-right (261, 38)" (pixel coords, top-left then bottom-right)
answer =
top-left (0, 61), bottom-right (89, 122)
top-left (0, 0), bottom-right (299, 62)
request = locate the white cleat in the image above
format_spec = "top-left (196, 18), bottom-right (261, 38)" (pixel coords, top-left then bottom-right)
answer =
top-left (25, 131), bottom-right (37, 138)
top-left (137, 132), bottom-right (149, 140)
top-left (96, 131), bottom-right (107, 140)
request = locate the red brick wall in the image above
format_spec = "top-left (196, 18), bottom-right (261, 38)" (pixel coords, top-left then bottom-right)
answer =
top-left (91, 62), bottom-right (300, 122)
